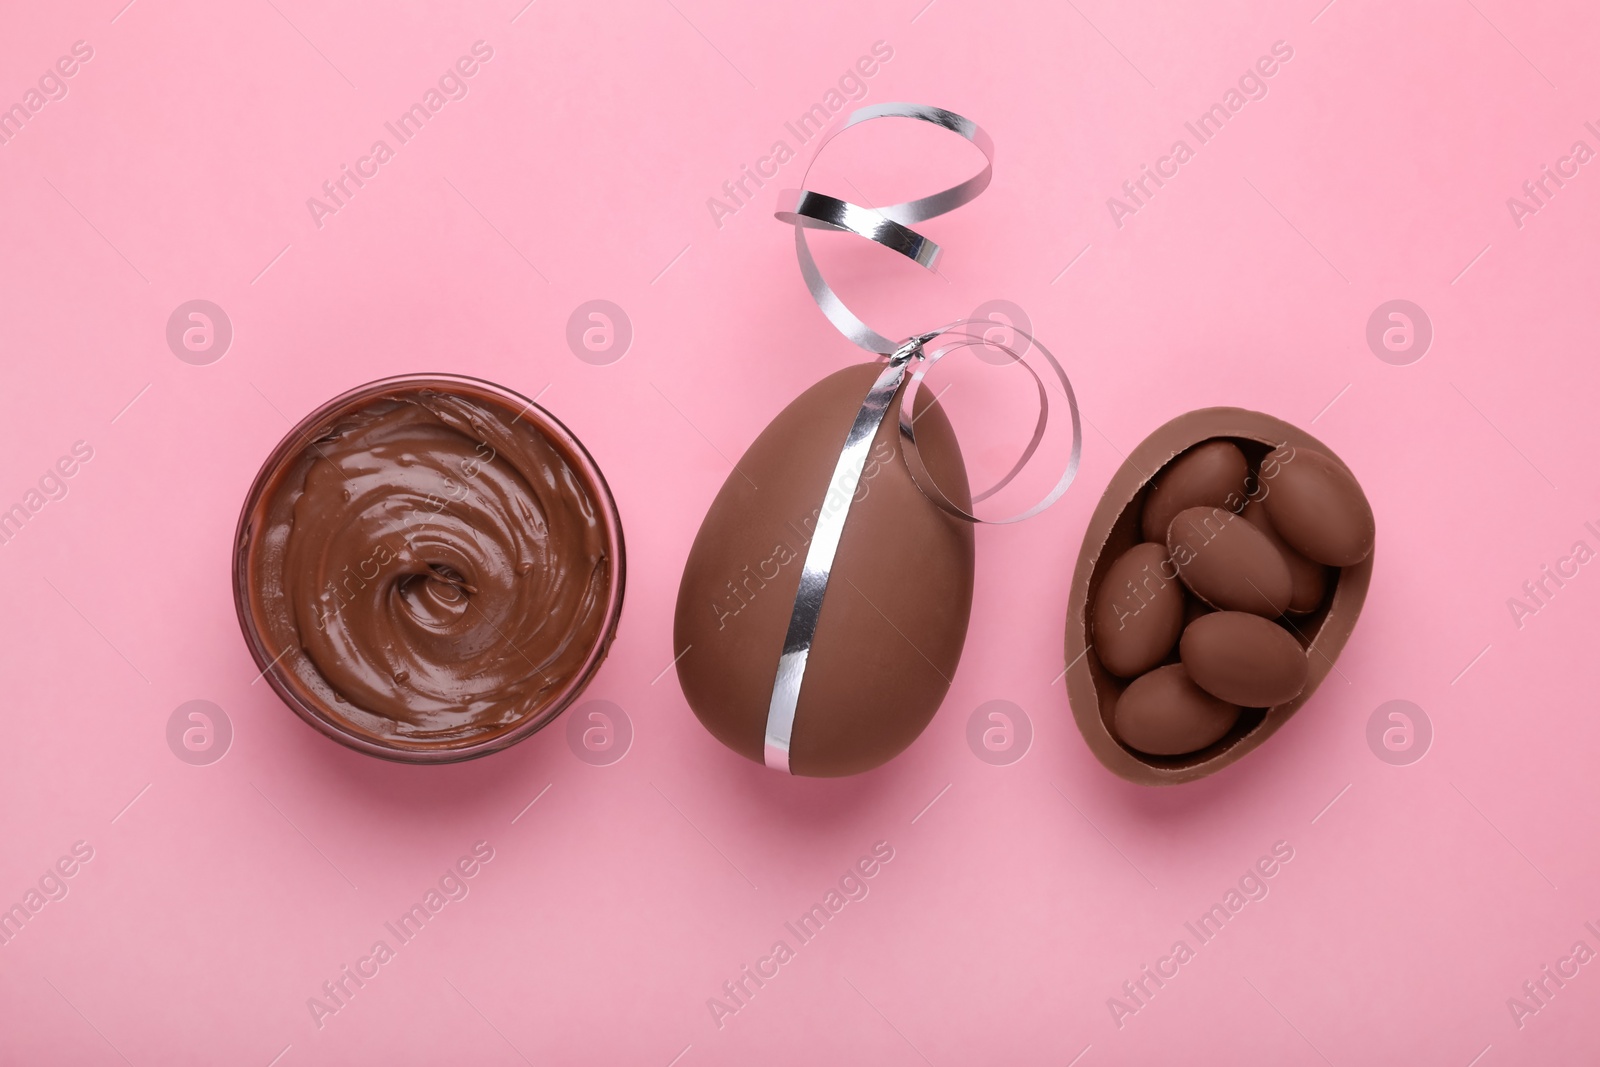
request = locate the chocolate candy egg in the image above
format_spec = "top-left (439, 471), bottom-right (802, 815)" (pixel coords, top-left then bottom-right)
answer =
top-left (1240, 498), bottom-right (1328, 614)
top-left (1140, 440), bottom-right (1249, 542)
top-left (1167, 505), bottom-right (1292, 616)
top-left (1091, 543), bottom-right (1184, 678)
top-left (1067, 409), bottom-right (1375, 785)
top-left (1179, 612), bottom-right (1308, 707)
top-left (1113, 664), bottom-right (1241, 756)
top-left (675, 364), bottom-right (974, 777)
top-left (1261, 445), bottom-right (1375, 567)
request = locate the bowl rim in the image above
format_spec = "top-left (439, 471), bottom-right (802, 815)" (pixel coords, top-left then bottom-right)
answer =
top-left (1064, 406), bottom-right (1373, 785)
top-left (231, 372), bottom-right (627, 764)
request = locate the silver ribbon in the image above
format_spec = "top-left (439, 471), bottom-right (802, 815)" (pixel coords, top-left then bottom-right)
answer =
top-left (763, 105), bottom-right (1082, 773)
top-left (774, 103), bottom-right (994, 356)
top-left (764, 337), bottom-right (925, 770)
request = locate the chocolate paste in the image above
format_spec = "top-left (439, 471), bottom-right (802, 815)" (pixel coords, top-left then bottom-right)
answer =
top-left (239, 380), bottom-right (616, 752)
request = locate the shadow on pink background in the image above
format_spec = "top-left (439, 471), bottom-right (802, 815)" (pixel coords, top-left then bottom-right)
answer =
top-left (2, 0), bottom-right (1598, 1063)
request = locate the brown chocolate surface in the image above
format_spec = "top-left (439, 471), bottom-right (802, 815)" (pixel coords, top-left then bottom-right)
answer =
top-left (237, 379), bottom-right (619, 757)
top-left (675, 363), bottom-right (974, 777)
top-left (1065, 408), bottom-right (1373, 785)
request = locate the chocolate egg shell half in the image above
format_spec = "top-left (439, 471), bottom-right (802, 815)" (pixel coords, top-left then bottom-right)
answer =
top-left (1065, 408), bottom-right (1373, 785)
top-left (675, 364), bottom-right (974, 777)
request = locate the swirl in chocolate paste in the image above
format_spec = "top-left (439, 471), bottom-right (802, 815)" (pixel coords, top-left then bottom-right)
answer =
top-left (244, 386), bottom-right (612, 746)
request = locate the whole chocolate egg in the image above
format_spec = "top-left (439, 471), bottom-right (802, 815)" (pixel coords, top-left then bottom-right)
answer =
top-left (675, 364), bottom-right (974, 777)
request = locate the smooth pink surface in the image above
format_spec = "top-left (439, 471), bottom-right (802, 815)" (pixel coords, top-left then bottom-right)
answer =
top-left (2, 1), bottom-right (1598, 1064)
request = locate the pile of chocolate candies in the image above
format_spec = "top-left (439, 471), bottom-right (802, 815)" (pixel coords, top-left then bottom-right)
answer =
top-left (1091, 439), bottom-right (1375, 757)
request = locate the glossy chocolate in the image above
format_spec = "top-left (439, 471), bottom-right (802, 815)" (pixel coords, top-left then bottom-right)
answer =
top-left (1091, 542), bottom-right (1184, 678)
top-left (235, 375), bottom-right (624, 762)
top-left (1113, 664), bottom-right (1241, 757)
top-left (1167, 505), bottom-right (1293, 616)
top-left (1261, 444), bottom-right (1376, 567)
top-left (1179, 611), bottom-right (1309, 707)
top-left (675, 364), bottom-right (974, 778)
top-left (1065, 408), bottom-right (1373, 785)
top-left (1139, 439), bottom-right (1249, 543)
top-left (1240, 497), bottom-right (1328, 614)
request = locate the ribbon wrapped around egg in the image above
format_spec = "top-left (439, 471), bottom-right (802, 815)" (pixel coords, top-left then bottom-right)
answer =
top-left (674, 104), bottom-right (1082, 776)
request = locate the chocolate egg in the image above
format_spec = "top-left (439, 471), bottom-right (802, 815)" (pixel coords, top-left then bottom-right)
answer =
top-left (1179, 612), bottom-right (1308, 707)
top-left (1065, 408), bottom-right (1374, 785)
top-left (675, 364), bottom-right (974, 777)
top-left (1240, 497), bottom-right (1328, 614)
top-left (1167, 505), bottom-right (1293, 616)
top-left (1260, 444), bottom-right (1375, 566)
top-left (1113, 664), bottom-right (1241, 756)
top-left (1091, 543), bottom-right (1184, 678)
top-left (1140, 440), bottom-right (1249, 542)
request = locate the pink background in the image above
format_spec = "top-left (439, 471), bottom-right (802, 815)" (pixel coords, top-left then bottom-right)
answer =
top-left (3, 0), bottom-right (1598, 1063)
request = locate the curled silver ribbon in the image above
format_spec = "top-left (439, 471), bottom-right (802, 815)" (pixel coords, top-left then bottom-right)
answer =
top-left (764, 105), bottom-right (1082, 773)
top-left (774, 103), bottom-right (994, 356)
